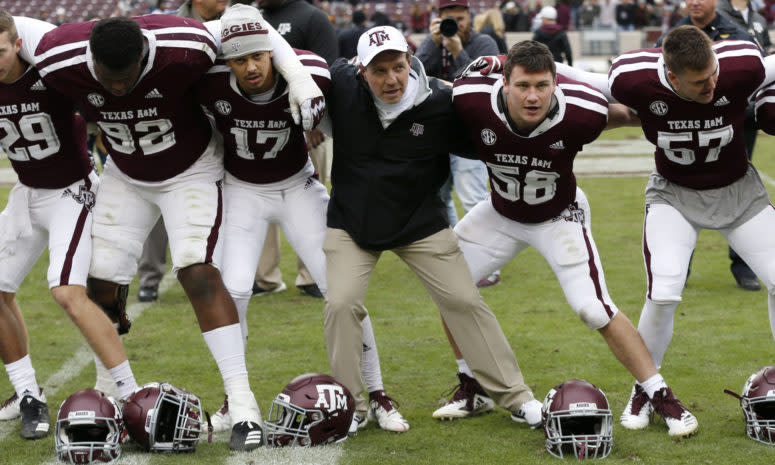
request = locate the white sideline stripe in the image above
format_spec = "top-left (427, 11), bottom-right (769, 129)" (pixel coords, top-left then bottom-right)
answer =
top-left (225, 445), bottom-right (344, 465)
top-left (0, 273), bottom-right (177, 444)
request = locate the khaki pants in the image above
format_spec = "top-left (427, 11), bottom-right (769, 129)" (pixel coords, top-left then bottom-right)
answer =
top-left (255, 138), bottom-right (332, 289)
top-left (323, 227), bottom-right (534, 414)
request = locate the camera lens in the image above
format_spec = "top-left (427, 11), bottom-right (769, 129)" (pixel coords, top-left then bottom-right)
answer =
top-left (440, 18), bottom-right (458, 38)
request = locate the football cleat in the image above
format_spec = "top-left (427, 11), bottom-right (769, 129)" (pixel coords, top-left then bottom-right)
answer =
top-left (476, 273), bottom-right (501, 288)
top-left (210, 395), bottom-right (231, 433)
top-left (433, 372), bottom-right (494, 420)
top-left (510, 399), bottom-right (543, 429)
top-left (2, 388), bottom-right (45, 422)
top-left (229, 421), bottom-right (264, 451)
top-left (347, 412), bottom-right (368, 436)
top-left (368, 390), bottom-right (409, 432)
top-left (20, 394), bottom-right (50, 440)
top-left (252, 282), bottom-right (287, 297)
top-left (650, 387), bottom-right (698, 437)
top-left (620, 384), bottom-right (653, 430)
top-left (0, 392), bottom-right (21, 421)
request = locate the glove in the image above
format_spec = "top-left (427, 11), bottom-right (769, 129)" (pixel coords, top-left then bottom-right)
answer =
top-left (287, 75), bottom-right (325, 131)
top-left (469, 55), bottom-right (506, 76)
top-left (299, 96), bottom-right (326, 132)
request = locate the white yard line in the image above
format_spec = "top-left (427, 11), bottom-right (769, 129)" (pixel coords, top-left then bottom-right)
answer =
top-left (225, 445), bottom-right (345, 465)
top-left (0, 273), bottom-right (177, 444)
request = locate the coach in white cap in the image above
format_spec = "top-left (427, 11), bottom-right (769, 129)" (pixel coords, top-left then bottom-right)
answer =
top-left (321, 25), bottom-right (540, 433)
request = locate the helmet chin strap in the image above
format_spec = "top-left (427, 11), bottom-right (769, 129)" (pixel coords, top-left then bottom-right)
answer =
top-left (724, 389), bottom-right (743, 401)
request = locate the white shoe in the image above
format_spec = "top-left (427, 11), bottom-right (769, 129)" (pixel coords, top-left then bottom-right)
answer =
top-left (510, 399), bottom-right (542, 429)
top-left (347, 412), bottom-right (368, 436)
top-left (0, 388), bottom-right (45, 421)
top-left (650, 387), bottom-right (698, 437)
top-left (368, 390), bottom-right (409, 432)
top-left (620, 384), bottom-right (653, 430)
top-left (0, 392), bottom-right (20, 421)
top-left (210, 395), bottom-right (231, 433)
top-left (432, 373), bottom-right (494, 420)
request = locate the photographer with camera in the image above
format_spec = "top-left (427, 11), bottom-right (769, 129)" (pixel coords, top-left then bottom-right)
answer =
top-left (416, 0), bottom-right (502, 290)
top-left (417, 0), bottom-right (499, 82)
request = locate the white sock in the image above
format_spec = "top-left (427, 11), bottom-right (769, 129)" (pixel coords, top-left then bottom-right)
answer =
top-left (456, 358), bottom-right (474, 378)
top-left (203, 323), bottom-right (247, 381)
top-left (233, 296), bottom-right (250, 350)
top-left (361, 315), bottom-right (383, 393)
top-left (5, 355), bottom-right (42, 401)
top-left (93, 353), bottom-right (116, 393)
top-left (224, 376), bottom-right (261, 424)
top-left (108, 360), bottom-right (137, 400)
top-left (638, 373), bottom-right (667, 398)
top-left (636, 299), bottom-right (678, 369)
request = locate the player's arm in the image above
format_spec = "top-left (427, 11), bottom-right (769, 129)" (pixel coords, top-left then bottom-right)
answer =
top-left (605, 103), bottom-right (640, 130)
top-left (555, 62), bottom-right (614, 101)
top-left (205, 18), bottom-right (324, 131)
top-left (13, 16), bottom-right (55, 63)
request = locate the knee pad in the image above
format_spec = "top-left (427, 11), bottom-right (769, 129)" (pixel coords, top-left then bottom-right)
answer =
top-left (86, 278), bottom-right (131, 335)
top-left (648, 260), bottom-right (686, 302)
top-left (575, 302), bottom-right (617, 330)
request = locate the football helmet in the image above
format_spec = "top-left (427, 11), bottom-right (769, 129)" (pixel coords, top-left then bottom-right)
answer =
top-left (542, 379), bottom-right (613, 460)
top-left (735, 365), bottom-right (775, 444)
top-left (55, 388), bottom-right (126, 464)
top-left (265, 373), bottom-right (354, 446)
top-left (122, 382), bottom-right (203, 452)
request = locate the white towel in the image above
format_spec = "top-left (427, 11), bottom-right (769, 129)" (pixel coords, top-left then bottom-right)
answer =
top-left (0, 183), bottom-right (33, 258)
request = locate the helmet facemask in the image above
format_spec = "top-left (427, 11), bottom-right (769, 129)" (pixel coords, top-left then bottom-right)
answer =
top-left (545, 407), bottom-right (614, 459)
top-left (146, 384), bottom-right (203, 452)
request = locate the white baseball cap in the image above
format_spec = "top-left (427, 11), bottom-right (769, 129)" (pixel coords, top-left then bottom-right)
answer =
top-left (540, 6), bottom-right (558, 20)
top-left (220, 4), bottom-right (273, 60)
top-left (357, 26), bottom-right (409, 67)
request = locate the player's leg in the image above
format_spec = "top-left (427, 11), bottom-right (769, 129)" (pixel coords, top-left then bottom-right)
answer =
top-left (0, 186), bottom-right (54, 438)
top-left (211, 181), bottom-right (272, 433)
top-left (322, 227), bottom-right (379, 433)
top-left (89, 172), bottom-right (155, 399)
top-left (432, 201), bottom-right (526, 420)
top-left (396, 227), bottom-right (540, 427)
top-left (449, 155), bottom-right (500, 287)
top-left (722, 204), bottom-right (775, 338)
top-left (623, 202), bottom-right (698, 434)
top-left (159, 179), bottom-right (262, 451)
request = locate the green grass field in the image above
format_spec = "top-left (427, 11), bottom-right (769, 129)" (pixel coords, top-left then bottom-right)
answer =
top-left (2, 131), bottom-right (775, 464)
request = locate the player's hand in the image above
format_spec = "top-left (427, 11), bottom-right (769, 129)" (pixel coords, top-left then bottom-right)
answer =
top-left (299, 96), bottom-right (326, 132)
top-left (469, 55), bottom-right (506, 75)
top-left (288, 78), bottom-right (325, 131)
top-left (305, 128), bottom-right (325, 149)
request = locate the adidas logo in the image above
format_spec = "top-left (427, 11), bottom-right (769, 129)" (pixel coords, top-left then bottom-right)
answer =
top-left (549, 140), bottom-right (565, 150)
top-left (245, 429), bottom-right (263, 445)
top-left (714, 96), bottom-right (730, 106)
top-left (30, 80), bottom-right (46, 91)
top-left (145, 88), bottom-right (163, 99)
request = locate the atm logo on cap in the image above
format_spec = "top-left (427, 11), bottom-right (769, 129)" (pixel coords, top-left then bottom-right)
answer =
top-left (368, 29), bottom-right (391, 47)
top-left (222, 22), bottom-right (268, 41)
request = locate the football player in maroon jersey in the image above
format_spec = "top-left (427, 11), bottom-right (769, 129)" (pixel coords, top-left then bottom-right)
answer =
top-left (196, 4), bottom-right (407, 434)
top-left (444, 40), bottom-right (698, 438)
top-left (0, 12), bottom-right (138, 440)
top-left (28, 10), bottom-right (323, 451)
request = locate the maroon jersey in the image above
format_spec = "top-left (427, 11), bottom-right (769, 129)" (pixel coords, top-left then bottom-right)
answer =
top-left (0, 65), bottom-right (91, 188)
top-left (755, 82), bottom-right (775, 135)
top-left (453, 72), bottom-right (608, 223)
top-left (610, 41), bottom-right (764, 189)
top-left (34, 15), bottom-right (217, 182)
top-left (196, 50), bottom-right (330, 184)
